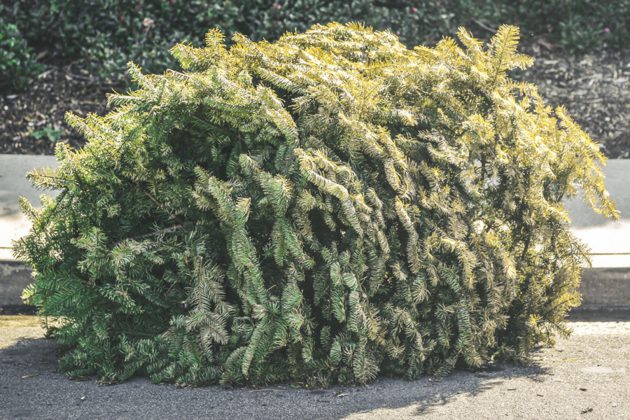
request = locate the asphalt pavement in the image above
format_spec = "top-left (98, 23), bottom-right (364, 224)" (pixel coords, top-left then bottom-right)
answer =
top-left (1, 315), bottom-right (629, 419)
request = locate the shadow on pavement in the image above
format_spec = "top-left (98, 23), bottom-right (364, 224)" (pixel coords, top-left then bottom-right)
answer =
top-left (0, 335), bottom-right (551, 419)
top-left (569, 309), bottom-right (630, 322)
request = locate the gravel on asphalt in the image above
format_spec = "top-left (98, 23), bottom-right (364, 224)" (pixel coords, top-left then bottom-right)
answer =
top-left (1, 315), bottom-right (629, 420)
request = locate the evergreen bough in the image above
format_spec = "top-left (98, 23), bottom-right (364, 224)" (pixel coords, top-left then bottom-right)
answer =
top-left (17, 23), bottom-right (617, 386)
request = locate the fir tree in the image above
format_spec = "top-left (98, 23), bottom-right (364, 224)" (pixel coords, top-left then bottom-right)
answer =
top-left (16, 23), bottom-right (617, 386)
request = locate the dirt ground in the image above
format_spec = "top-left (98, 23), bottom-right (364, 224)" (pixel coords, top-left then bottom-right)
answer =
top-left (1, 48), bottom-right (629, 158)
top-left (526, 49), bottom-right (630, 158)
top-left (0, 65), bottom-right (115, 155)
top-left (1, 315), bottom-right (629, 420)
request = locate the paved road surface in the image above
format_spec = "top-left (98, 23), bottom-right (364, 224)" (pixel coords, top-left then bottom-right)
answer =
top-left (1, 315), bottom-right (629, 419)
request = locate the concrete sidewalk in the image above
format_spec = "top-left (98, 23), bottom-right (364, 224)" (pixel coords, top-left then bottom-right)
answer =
top-left (564, 159), bottom-right (630, 268)
top-left (0, 155), bottom-right (629, 311)
top-left (1, 154), bottom-right (628, 266)
top-left (1, 315), bottom-right (628, 419)
top-left (0, 154), bottom-right (58, 261)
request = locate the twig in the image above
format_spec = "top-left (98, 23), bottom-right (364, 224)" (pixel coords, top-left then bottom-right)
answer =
top-left (472, 19), bottom-right (497, 34)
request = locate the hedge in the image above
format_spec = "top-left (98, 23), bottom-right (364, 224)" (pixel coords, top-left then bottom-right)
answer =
top-left (2, 0), bottom-right (629, 84)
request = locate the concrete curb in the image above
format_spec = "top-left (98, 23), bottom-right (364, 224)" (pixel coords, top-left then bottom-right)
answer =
top-left (1, 261), bottom-right (628, 312)
top-left (579, 267), bottom-right (630, 311)
top-left (1, 155), bottom-right (629, 313)
top-left (0, 260), bottom-right (33, 312)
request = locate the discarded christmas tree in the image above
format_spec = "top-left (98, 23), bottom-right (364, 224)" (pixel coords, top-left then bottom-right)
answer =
top-left (17, 23), bottom-right (617, 386)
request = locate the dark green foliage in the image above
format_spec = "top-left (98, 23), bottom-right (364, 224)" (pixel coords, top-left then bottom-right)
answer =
top-left (17, 23), bottom-right (616, 386)
top-left (472, 0), bottom-right (630, 52)
top-left (0, 22), bottom-right (42, 91)
top-left (3, 0), bottom-right (458, 80)
top-left (2, 0), bottom-right (629, 84)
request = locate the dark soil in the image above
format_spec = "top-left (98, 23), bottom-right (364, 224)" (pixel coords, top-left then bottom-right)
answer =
top-left (1, 48), bottom-right (629, 158)
top-left (0, 64), bottom-right (114, 155)
top-left (524, 47), bottom-right (630, 158)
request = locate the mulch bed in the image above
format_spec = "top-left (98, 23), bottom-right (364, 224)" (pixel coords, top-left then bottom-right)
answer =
top-left (1, 48), bottom-right (629, 158)
top-left (0, 64), bottom-right (114, 155)
top-left (525, 48), bottom-right (630, 159)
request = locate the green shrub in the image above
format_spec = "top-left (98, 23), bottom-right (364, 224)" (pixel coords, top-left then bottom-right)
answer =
top-left (0, 22), bottom-right (43, 91)
top-left (4, 0), bottom-right (629, 82)
top-left (1, 0), bottom-right (245, 79)
top-left (495, 0), bottom-right (630, 52)
top-left (17, 23), bottom-right (616, 386)
top-left (2, 0), bottom-right (457, 80)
